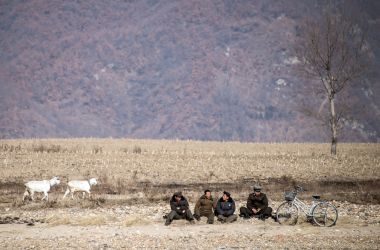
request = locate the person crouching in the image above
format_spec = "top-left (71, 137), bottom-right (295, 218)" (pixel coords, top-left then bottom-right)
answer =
top-left (165, 191), bottom-right (195, 226)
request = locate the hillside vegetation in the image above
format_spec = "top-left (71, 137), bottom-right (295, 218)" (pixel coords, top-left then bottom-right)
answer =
top-left (1, 0), bottom-right (379, 141)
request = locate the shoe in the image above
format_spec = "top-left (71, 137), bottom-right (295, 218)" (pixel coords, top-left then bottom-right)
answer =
top-left (193, 214), bottom-right (201, 221)
top-left (165, 220), bottom-right (171, 226)
top-left (257, 214), bottom-right (265, 221)
top-left (189, 220), bottom-right (195, 224)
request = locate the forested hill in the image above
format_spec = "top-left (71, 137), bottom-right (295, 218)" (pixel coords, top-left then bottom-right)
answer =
top-left (1, 0), bottom-right (379, 141)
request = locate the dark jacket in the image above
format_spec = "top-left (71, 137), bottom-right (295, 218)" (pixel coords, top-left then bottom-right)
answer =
top-left (170, 195), bottom-right (190, 214)
top-left (247, 193), bottom-right (269, 211)
top-left (216, 197), bottom-right (235, 216)
top-left (194, 194), bottom-right (216, 215)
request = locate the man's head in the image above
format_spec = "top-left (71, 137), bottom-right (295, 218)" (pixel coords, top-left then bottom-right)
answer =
top-left (222, 191), bottom-right (231, 201)
top-left (174, 191), bottom-right (182, 201)
top-left (253, 185), bottom-right (262, 194)
top-left (204, 189), bottom-right (211, 198)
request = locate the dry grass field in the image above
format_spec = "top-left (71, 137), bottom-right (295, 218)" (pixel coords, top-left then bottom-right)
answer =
top-left (0, 139), bottom-right (379, 249)
top-left (1, 139), bottom-right (379, 182)
top-left (0, 139), bottom-right (379, 201)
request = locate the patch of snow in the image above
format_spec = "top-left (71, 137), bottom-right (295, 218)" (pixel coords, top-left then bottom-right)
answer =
top-left (284, 56), bottom-right (300, 65)
top-left (225, 46), bottom-right (230, 57)
top-left (277, 14), bottom-right (286, 20)
top-left (276, 79), bottom-right (287, 86)
top-left (362, 87), bottom-right (373, 98)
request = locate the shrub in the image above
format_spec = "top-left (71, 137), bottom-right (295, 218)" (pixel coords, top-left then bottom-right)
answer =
top-left (32, 144), bottom-right (64, 153)
top-left (0, 144), bottom-right (22, 152)
top-left (132, 145), bottom-right (142, 154)
top-left (92, 145), bottom-right (103, 154)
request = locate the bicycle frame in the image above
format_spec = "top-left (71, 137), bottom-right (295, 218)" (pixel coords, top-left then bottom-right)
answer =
top-left (290, 196), bottom-right (317, 216)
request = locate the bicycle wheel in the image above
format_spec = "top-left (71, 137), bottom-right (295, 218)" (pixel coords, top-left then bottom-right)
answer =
top-left (311, 202), bottom-right (338, 227)
top-left (276, 201), bottom-right (299, 225)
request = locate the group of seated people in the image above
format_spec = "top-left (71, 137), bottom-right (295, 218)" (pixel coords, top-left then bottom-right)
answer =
top-left (164, 185), bottom-right (273, 226)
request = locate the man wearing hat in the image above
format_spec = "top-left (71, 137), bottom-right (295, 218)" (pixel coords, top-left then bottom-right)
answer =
top-left (239, 185), bottom-right (273, 220)
top-left (165, 191), bottom-right (195, 226)
top-left (193, 189), bottom-right (217, 224)
top-left (215, 191), bottom-right (238, 223)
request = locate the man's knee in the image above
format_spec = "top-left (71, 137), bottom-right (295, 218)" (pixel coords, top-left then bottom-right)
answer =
top-left (207, 213), bottom-right (215, 224)
top-left (193, 213), bottom-right (201, 220)
top-left (217, 215), bottom-right (226, 221)
top-left (226, 214), bottom-right (237, 223)
top-left (239, 207), bottom-right (246, 214)
top-left (167, 211), bottom-right (179, 220)
top-left (265, 207), bottom-right (273, 216)
top-left (240, 207), bottom-right (251, 217)
top-left (185, 209), bottom-right (194, 220)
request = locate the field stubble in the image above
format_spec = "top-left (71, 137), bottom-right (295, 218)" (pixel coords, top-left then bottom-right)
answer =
top-left (0, 139), bottom-right (379, 249)
top-left (0, 139), bottom-right (379, 204)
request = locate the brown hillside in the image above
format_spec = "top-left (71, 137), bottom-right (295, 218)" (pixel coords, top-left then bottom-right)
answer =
top-left (0, 0), bottom-right (379, 141)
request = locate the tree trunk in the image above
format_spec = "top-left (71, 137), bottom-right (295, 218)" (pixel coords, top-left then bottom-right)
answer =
top-left (329, 96), bottom-right (338, 155)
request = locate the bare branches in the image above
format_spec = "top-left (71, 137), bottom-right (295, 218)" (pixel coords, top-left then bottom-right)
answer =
top-left (299, 7), bottom-right (369, 98)
top-left (296, 5), bottom-right (371, 155)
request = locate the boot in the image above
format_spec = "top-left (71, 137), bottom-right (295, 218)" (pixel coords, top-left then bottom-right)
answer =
top-left (258, 214), bottom-right (265, 221)
top-left (193, 214), bottom-right (201, 221)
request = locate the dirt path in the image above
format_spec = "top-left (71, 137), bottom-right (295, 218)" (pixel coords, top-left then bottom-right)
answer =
top-left (1, 218), bottom-right (379, 249)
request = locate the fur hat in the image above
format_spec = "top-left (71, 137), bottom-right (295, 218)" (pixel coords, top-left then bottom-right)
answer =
top-left (174, 191), bottom-right (182, 197)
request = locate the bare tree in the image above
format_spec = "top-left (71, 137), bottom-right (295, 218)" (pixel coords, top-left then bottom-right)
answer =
top-left (297, 5), bottom-right (370, 155)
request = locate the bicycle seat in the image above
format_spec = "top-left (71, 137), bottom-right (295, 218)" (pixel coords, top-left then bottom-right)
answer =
top-left (312, 195), bottom-right (320, 199)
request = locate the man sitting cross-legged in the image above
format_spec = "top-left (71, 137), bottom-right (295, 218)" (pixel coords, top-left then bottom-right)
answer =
top-left (215, 191), bottom-right (238, 223)
top-left (239, 185), bottom-right (273, 220)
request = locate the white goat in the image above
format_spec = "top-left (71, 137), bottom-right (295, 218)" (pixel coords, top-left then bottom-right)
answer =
top-left (63, 178), bottom-right (98, 199)
top-left (23, 176), bottom-right (60, 201)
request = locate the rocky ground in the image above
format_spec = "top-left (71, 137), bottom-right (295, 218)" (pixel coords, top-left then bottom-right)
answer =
top-left (0, 201), bottom-right (379, 249)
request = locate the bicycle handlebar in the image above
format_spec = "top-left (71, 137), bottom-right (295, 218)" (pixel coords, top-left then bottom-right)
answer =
top-left (294, 185), bottom-right (307, 192)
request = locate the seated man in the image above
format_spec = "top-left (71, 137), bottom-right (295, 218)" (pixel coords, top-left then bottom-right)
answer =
top-left (216, 191), bottom-right (237, 223)
top-left (165, 191), bottom-right (195, 226)
top-left (194, 189), bottom-right (217, 224)
top-left (239, 185), bottom-right (273, 220)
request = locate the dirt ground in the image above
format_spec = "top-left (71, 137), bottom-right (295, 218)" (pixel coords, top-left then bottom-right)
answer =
top-left (0, 201), bottom-right (379, 249)
top-left (1, 222), bottom-right (379, 249)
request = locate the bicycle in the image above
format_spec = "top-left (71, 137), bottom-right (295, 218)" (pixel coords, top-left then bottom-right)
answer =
top-left (276, 186), bottom-right (338, 227)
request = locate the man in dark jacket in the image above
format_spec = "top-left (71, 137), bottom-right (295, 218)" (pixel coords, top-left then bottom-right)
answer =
top-left (239, 185), bottom-right (273, 220)
top-left (165, 191), bottom-right (195, 226)
top-left (216, 191), bottom-right (237, 223)
top-left (194, 189), bottom-right (217, 224)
